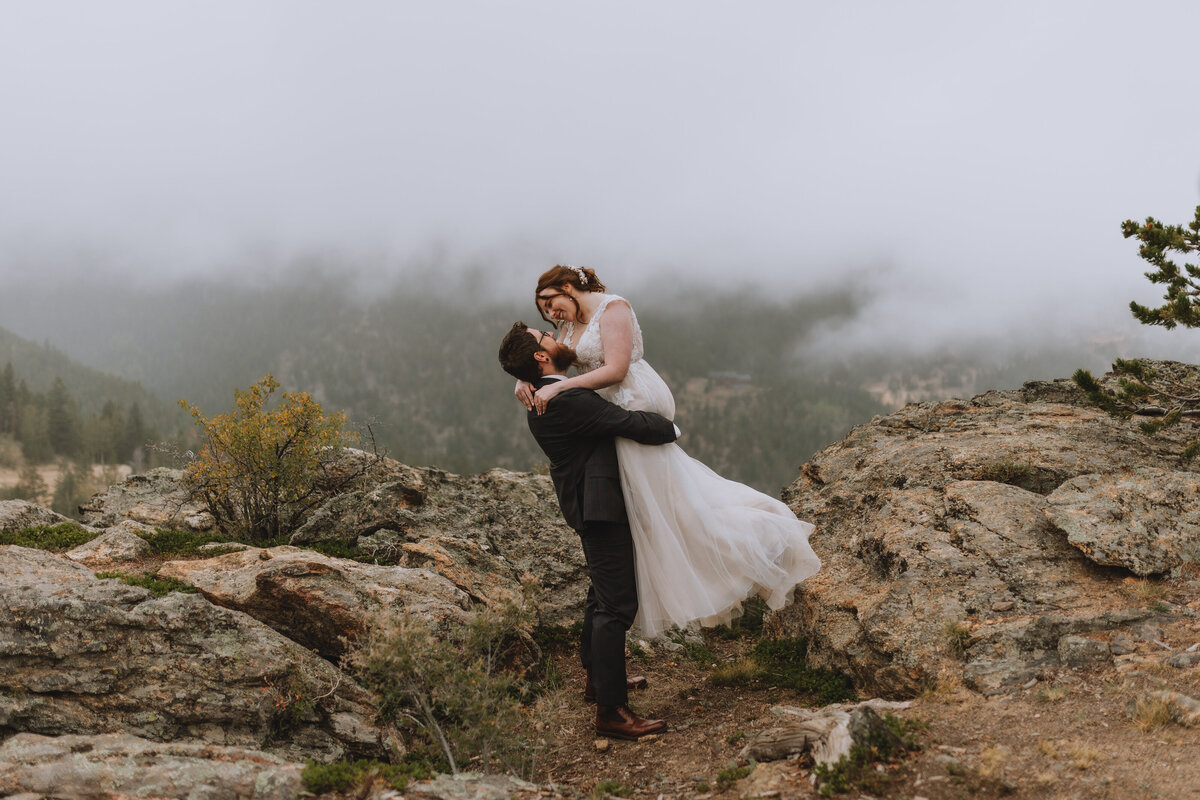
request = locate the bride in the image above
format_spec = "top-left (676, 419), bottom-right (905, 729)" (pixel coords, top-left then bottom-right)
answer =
top-left (516, 264), bottom-right (820, 637)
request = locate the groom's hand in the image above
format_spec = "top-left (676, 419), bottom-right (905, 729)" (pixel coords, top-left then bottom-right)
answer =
top-left (534, 380), bottom-right (568, 415)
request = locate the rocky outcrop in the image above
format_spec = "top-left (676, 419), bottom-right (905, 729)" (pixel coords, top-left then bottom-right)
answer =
top-left (0, 733), bottom-right (303, 800)
top-left (0, 500), bottom-right (78, 531)
top-left (776, 366), bottom-right (1200, 697)
top-left (64, 519), bottom-right (154, 568)
top-left (1045, 467), bottom-right (1200, 575)
top-left (158, 545), bottom-right (473, 659)
top-left (0, 546), bottom-right (384, 762)
top-left (289, 466), bottom-right (586, 625)
top-left (79, 467), bottom-right (215, 531)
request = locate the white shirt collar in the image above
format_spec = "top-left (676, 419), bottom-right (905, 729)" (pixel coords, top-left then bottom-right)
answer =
top-left (542, 374), bottom-right (567, 381)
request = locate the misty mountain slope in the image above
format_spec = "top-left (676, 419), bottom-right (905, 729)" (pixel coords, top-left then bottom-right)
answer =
top-left (0, 324), bottom-right (177, 432)
top-left (0, 275), bottom-right (892, 492)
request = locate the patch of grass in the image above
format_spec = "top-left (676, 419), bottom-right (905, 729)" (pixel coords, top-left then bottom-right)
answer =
top-left (0, 522), bottom-right (96, 551)
top-left (592, 779), bottom-right (631, 798)
top-left (716, 762), bottom-right (754, 788)
top-left (943, 621), bottom-right (971, 659)
top-left (1034, 684), bottom-right (1071, 704)
top-left (1123, 578), bottom-right (1168, 602)
top-left (973, 460), bottom-right (1032, 486)
top-left (978, 744), bottom-right (1011, 779)
top-left (301, 758), bottom-right (433, 794)
top-left (725, 731), bottom-right (746, 745)
top-left (94, 571), bottom-right (197, 596)
top-left (693, 782), bottom-right (711, 793)
top-left (139, 528), bottom-right (237, 556)
top-left (533, 621), bottom-right (584, 654)
top-left (1036, 739), bottom-right (1058, 758)
top-left (627, 639), bottom-right (649, 662)
top-left (747, 638), bottom-right (856, 705)
top-left (1067, 742), bottom-right (1100, 770)
top-left (681, 638), bottom-right (716, 666)
top-left (711, 658), bottom-right (764, 687)
top-left (1133, 694), bottom-right (1176, 732)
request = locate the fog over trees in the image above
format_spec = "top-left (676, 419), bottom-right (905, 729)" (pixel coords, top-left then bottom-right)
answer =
top-left (3, 259), bottom-right (1186, 495)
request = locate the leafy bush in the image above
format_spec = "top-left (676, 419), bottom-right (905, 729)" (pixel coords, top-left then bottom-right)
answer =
top-left (0, 522), bottom-right (96, 550)
top-left (348, 591), bottom-right (545, 776)
top-left (180, 374), bottom-right (368, 541)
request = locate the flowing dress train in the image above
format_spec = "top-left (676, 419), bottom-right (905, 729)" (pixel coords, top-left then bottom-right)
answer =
top-left (563, 294), bottom-right (821, 637)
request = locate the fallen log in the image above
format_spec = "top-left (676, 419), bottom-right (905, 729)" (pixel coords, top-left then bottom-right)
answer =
top-left (739, 699), bottom-right (911, 766)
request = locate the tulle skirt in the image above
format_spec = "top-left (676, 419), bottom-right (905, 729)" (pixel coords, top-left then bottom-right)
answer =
top-left (601, 361), bottom-right (821, 637)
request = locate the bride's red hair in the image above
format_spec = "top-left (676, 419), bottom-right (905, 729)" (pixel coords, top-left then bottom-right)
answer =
top-left (535, 265), bottom-right (607, 326)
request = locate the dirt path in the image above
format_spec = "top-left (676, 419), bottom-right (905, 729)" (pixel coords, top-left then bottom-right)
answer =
top-left (529, 623), bottom-right (1200, 799)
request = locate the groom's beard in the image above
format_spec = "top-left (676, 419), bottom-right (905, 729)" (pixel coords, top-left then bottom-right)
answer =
top-left (551, 345), bottom-right (578, 372)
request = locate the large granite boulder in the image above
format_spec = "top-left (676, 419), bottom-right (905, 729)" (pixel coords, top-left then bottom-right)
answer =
top-left (158, 545), bottom-right (473, 659)
top-left (0, 546), bottom-right (384, 762)
top-left (0, 733), bottom-right (303, 800)
top-left (64, 519), bottom-right (154, 568)
top-left (1045, 467), bottom-right (1200, 575)
top-left (776, 367), bottom-right (1199, 697)
top-left (0, 500), bottom-right (78, 531)
top-left (79, 467), bottom-right (215, 531)
top-left (290, 466), bottom-right (587, 625)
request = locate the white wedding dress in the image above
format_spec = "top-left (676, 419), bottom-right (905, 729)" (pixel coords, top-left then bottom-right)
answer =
top-left (564, 294), bottom-right (821, 637)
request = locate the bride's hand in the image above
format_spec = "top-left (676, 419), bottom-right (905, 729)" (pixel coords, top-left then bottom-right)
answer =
top-left (534, 380), bottom-right (568, 415)
top-left (514, 380), bottom-right (535, 411)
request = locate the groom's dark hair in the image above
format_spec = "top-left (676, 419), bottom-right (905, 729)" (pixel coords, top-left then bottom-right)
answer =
top-left (499, 321), bottom-right (542, 383)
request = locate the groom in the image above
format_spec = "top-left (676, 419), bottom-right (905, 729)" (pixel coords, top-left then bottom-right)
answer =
top-left (498, 321), bottom-right (677, 740)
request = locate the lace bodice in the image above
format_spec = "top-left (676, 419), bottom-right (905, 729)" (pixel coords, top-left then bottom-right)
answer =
top-left (563, 294), bottom-right (644, 374)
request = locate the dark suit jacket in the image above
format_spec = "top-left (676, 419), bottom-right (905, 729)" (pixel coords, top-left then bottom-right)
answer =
top-left (527, 376), bottom-right (677, 532)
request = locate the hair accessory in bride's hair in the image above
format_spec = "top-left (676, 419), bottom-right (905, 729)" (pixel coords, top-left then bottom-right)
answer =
top-left (567, 265), bottom-right (588, 286)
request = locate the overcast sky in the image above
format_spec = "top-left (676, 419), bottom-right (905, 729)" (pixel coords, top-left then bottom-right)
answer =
top-left (2, 1), bottom-right (1198, 349)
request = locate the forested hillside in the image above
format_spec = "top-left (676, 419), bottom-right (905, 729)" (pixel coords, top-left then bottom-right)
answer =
top-left (0, 271), bottom-right (1134, 494)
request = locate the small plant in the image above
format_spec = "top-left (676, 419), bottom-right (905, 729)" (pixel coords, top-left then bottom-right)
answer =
top-left (138, 527), bottom-right (237, 556)
top-left (973, 460), bottom-right (1032, 487)
top-left (710, 658), bottom-right (765, 687)
top-left (1034, 684), bottom-right (1071, 704)
top-left (349, 590), bottom-right (543, 776)
top-left (1067, 742), bottom-right (1100, 770)
top-left (627, 639), bottom-right (649, 661)
top-left (1122, 577), bottom-right (1169, 601)
top-left (811, 713), bottom-right (922, 796)
top-left (94, 571), bottom-right (197, 597)
top-left (301, 758), bottom-right (432, 794)
top-left (716, 761), bottom-right (754, 788)
top-left (592, 779), bottom-right (631, 798)
top-left (681, 638), bottom-right (716, 666)
top-left (943, 621), bottom-right (971, 658)
top-left (0, 522), bottom-right (96, 551)
top-left (1133, 694), bottom-right (1176, 732)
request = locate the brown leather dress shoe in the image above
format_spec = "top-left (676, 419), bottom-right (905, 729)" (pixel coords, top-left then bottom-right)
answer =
top-left (583, 675), bottom-right (648, 703)
top-left (595, 704), bottom-right (667, 740)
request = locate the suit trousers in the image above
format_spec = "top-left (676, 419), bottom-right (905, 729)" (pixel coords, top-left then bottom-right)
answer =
top-left (577, 520), bottom-right (639, 707)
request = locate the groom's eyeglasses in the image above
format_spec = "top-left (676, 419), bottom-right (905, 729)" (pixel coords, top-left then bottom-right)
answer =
top-left (534, 330), bottom-right (552, 348)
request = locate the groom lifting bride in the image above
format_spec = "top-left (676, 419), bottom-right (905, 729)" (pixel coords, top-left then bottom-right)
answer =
top-left (498, 321), bottom-right (677, 740)
top-left (499, 265), bottom-right (820, 741)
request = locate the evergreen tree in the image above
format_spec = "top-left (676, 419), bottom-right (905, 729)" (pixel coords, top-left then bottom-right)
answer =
top-left (46, 378), bottom-right (80, 457)
top-left (0, 363), bottom-right (15, 435)
top-left (51, 461), bottom-right (83, 518)
top-left (1125, 205), bottom-right (1200, 328)
top-left (121, 402), bottom-right (147, 462)
top-left (18, 405), bottom-right (52, 464)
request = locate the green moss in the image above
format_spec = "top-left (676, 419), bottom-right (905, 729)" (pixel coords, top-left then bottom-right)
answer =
top-left (750, 638), bottom-right (857, 705)
top-left (139, 528), bottom-right (236, 556)
top-left (301, 758), bottom-right (433, 794)
top-left (0, 522), bottom-right (96, 551)
top-left (95, 571), bottom-right (197, 596)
